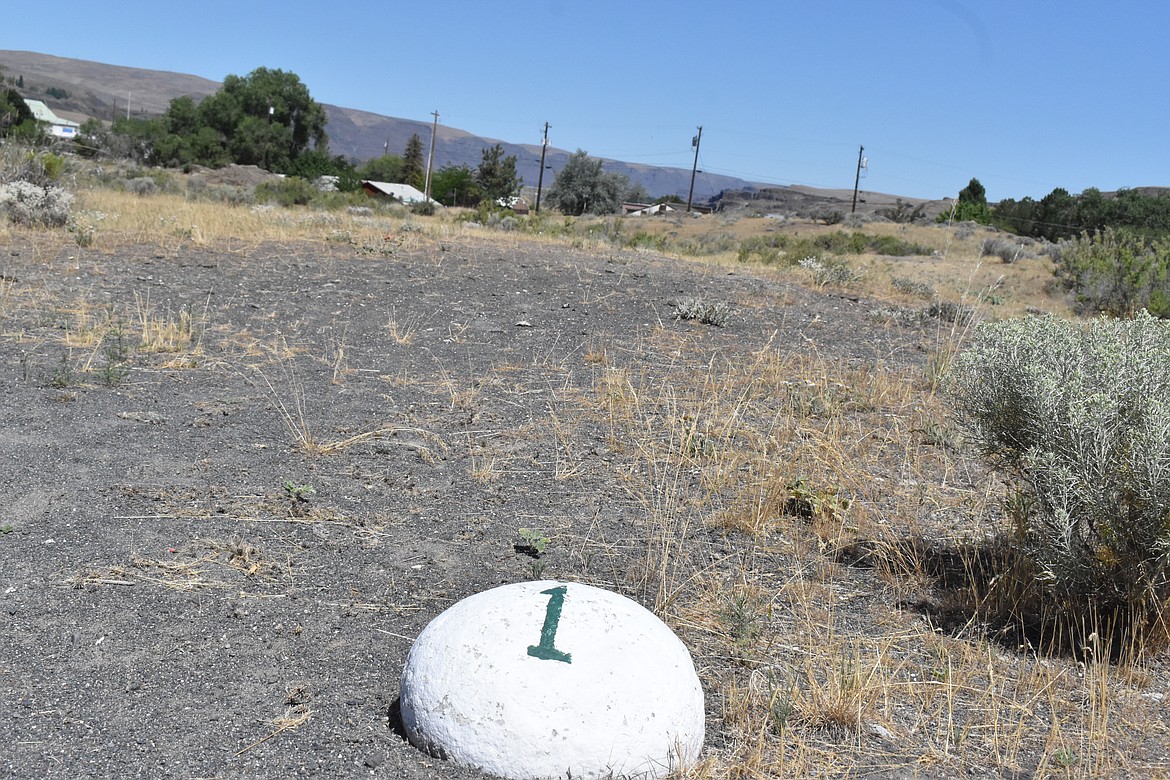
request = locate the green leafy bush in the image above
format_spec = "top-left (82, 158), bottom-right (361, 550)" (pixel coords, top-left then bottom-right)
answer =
top-left (1054, 228), bottom-right (1170, 317)
top-left (255, 176), bottom-right (318, 207)
top-left (949, 311), bottom-right (1170, 653)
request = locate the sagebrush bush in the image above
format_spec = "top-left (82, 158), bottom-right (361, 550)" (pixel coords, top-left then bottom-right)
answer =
top-left (891, 276), bottom-right (936, 299)
top-left (125, 176), bottom-right (158, 197)
top-left (980, 236), bottom-right (1031, 264)
top-left (949, 311), bottom-right (1170, 652)
top-left (798, 255), bottom-right (863, 286)
top-left (1055, 228), bottom-right (1170, 317)
top-left (674, 296), bottom-right (731, 326)
top-left (0, 180), bottom-right (74, 227)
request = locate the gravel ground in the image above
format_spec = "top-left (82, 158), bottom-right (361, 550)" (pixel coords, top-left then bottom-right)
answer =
top-left (1, 231), bottom-right (929, 779)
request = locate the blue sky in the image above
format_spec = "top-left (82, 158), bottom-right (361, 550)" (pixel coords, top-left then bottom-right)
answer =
top-left (6, 1), bottom-right (1168, 201)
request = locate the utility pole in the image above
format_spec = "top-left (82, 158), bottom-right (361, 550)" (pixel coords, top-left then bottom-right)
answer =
top-left (851, 145), bottom-right (865, 213)
top-left (424, 110), bottom-right (439, 202)
top-left (535, 122), bottom-right (550, 213)
top-left (686, 126), bottom-right (702, 213)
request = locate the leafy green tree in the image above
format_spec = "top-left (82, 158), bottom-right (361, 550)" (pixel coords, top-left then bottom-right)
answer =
top-left (193, 67), bottom-right (327, 173)
top-left (0, 89), bottom-right (35, 137)
top-left (402, 133), bottom-right (425, 189)
top-left (545, 149), bottom-right (628, 215)
top-left (358, 153), bottom-right (404, 183)
top-left (940, 177), bottom-right (992, 224)
top-left (110, 116), bottom-right (168, 164)
top-left (287, 149), bottom-right (357, 184)
top-left (476, 143), bottom-right (521, 203)
top-left (992, 196), bottom-right (1038, 236)
top-left (431, 164), bottom-right (477, 206)
top-left (625, 182), bottom-right (649, 203)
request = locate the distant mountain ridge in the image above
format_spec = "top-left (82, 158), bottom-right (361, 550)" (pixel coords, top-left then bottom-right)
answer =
top-left (0, 49), bottom-right (926, 207)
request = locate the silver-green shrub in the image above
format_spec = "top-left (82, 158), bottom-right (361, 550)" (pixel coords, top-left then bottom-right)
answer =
top-left (674, 297), bottom-right (731, 326)
top-left (0, 180), bottom-right (73, 227)
top-left (0, 146), bottom-right (73, 227)
top-left (949, 311), bottom-right (1170, 647)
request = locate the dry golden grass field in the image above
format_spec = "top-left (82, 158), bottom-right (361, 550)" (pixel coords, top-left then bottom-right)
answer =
top-left (1, 172), bottom-right (1166, 779)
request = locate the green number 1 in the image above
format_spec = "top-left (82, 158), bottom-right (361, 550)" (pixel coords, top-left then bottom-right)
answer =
top-left (527, 585), bottom-right (572, 663)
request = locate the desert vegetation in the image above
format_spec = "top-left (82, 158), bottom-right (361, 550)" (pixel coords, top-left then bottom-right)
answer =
top-left (2, 141), bottom-right (1169, 778)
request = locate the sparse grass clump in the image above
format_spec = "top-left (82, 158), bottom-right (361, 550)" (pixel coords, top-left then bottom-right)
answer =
top-left (949, 310), bottom-right (1170, 654)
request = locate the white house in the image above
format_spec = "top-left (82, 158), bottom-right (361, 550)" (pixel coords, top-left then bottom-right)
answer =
top-left (22, 99), bottom-right (81, 139)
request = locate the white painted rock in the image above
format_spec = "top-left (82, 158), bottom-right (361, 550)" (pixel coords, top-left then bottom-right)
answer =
top-left (399, 580), bottom-right (704, 780)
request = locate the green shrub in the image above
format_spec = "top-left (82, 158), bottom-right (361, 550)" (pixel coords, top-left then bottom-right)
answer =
top-left (949, 311), bottom-right (1170, 653)
top-left (625, 230), bottom-right (667, 251)
top-left (868, 233), bottom-right (932, 256)
top-left (255, 176), bottom-right (318, 207)
top-left (39, 153), bottom-right (65, 181)
top-left (735, 231), bottom-right (932, 267)
top-left (1054, 228), bottom-right (1170, 318)
top-left (736, 235), bottom-right (785, 264)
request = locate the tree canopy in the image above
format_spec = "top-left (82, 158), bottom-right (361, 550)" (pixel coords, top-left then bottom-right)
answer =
top-left (0, 88), bottom-right (39, 140)
top-left (402, 133), bottom-right (425, 190)
top-left (939, 177), bottom-right (993, 224)
top-left (476, 144), bottom-right (521, 203)
top-left (106, 67), bottom-right (330, 174)
top-left (994, 186), bottom-right (1170, 241)
top-left (545, 150), bottom-right (628, 215)
top-left (431, 164), bottom-right (476, 207)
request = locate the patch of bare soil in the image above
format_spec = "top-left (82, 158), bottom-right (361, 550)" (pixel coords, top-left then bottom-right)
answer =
top-left (2, 233), bottom-right (1160, 778)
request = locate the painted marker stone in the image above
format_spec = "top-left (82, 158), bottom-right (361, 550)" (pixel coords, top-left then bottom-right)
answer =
top-left (399, 580), bottom-right (704, 780)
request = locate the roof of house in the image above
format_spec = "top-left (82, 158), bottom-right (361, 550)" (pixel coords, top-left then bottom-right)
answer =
top-left (22, 98), bottom-right (80, 128)
top-left (362, 180), bottom-right (439, 205)
top-left (624, 202), bottom-right (677, 216)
